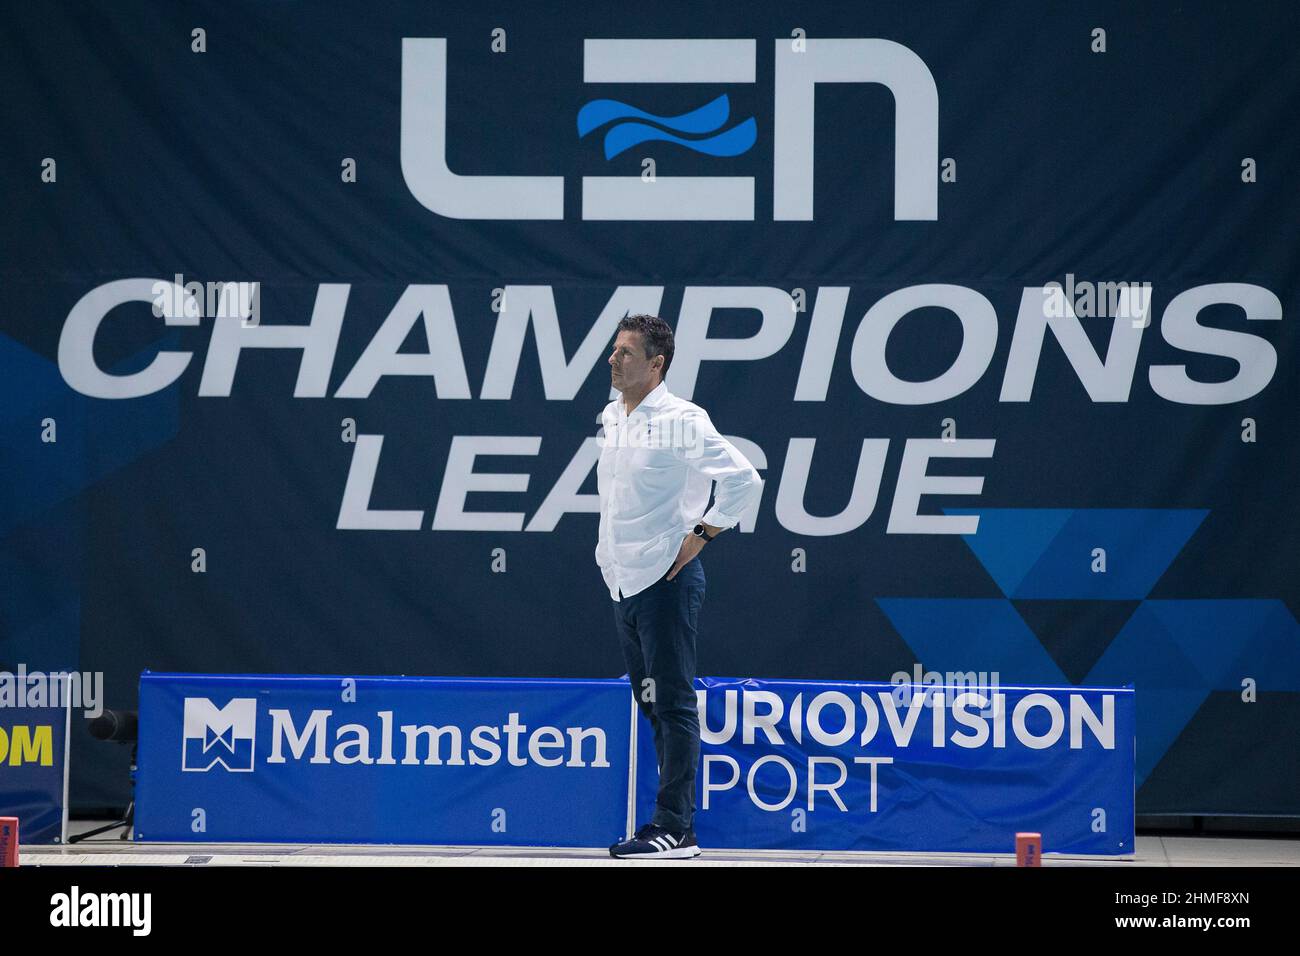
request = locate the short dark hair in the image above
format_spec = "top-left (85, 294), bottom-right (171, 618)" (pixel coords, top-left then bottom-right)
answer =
top-left (617, 314), bottom-right (675, 380)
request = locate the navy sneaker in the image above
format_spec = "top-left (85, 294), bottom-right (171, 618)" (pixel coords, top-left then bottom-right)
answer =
top-left (609, 823), bottom-right (701, 859)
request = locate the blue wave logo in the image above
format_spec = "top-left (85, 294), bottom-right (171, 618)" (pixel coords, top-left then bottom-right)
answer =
top-left (577, 94), bottom-right (756, 159)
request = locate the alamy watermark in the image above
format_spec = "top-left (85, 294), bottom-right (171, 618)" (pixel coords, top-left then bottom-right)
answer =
top-left (0, 665), bottom-right (103, 718)
top-left (889, 663), bottom-right (1001, 714)
top-left (597, 410), bottom-right (704, 458)
top-left (1042, 273), bottom-right (1152, 327)
top-left (152, 274), bottom-right (261, 326)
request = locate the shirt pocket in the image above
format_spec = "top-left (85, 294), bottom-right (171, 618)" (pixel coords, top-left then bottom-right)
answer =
top-left (626, 444), bottom-right (679, 473)
top-left (629, 449), bottom-right (683, 499)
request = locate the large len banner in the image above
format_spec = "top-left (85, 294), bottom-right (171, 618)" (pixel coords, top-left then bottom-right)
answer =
top-left (1, 1), bottom-right (1297, 817)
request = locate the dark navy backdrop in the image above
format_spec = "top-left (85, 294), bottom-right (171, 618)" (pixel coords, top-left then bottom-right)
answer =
top-left (1, 1), bottom-right (1297, 814)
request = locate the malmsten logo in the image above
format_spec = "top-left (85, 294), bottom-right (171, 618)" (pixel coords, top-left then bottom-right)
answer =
top-left (179, 697), bottom-right (611, 770)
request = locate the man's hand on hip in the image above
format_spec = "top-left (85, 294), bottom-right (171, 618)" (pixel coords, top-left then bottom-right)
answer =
top-left (665, 521), bottom-right (722, 580)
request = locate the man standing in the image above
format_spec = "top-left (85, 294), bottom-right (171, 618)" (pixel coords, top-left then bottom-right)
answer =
top-left (596, 315), bottom-right (763, 859)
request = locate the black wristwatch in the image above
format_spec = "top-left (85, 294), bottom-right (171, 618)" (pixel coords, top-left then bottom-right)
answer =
top-left (692, 523), bottom-right (717, 542)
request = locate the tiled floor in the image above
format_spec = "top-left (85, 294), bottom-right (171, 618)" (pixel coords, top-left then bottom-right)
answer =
top-left (18, 821), bottom-right (1300, 867)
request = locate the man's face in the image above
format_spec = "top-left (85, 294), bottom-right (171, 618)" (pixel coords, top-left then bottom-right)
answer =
top-left (608, 330), bottom-right (661, 393)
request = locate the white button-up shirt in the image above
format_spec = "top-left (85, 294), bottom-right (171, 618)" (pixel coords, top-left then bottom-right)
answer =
top-left (595, 380), bottom-right (764, 602)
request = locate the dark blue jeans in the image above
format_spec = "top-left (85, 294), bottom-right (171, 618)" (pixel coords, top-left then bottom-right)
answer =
top-left (613, 555), bottom-right (706, 834)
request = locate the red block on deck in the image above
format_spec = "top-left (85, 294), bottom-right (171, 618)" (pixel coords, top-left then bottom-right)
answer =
top-left (1016, 831), bottom-right (1041, 867)
top-left (0, 817), bottom-right (17, 867)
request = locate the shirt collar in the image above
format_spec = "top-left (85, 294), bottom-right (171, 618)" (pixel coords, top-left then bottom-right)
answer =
top-left (620, 379), bottom-right (670, 415)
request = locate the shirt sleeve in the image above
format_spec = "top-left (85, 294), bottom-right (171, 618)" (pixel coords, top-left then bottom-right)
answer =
top-left (674, 408), bottom-right (764, 529)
